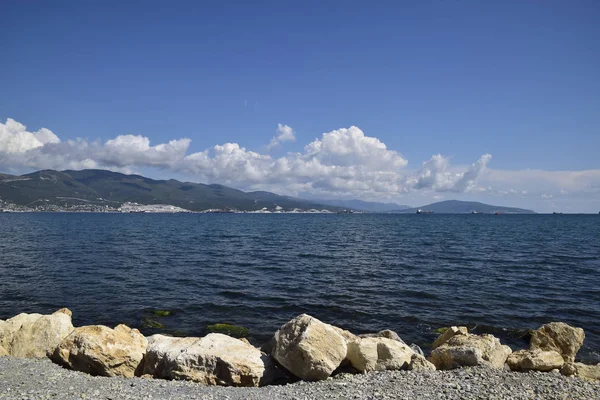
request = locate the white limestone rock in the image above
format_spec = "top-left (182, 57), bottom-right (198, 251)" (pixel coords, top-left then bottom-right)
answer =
top-left (507, 349), bottom-right (564, 372)
top-left (347, 337), bottom-right (414, 372)
top-left (0, 309), bottom-right (74, 358)
top-left (429, 333), bottom-right (512, 370)
top-left (272, 314), bottom-right (347, 381)
top-left (52, 324), bottom-right (147, 378)
top-left (142, 333), bottom-right (274, 386)
top-left (530, 322), bottom-right (585, 363)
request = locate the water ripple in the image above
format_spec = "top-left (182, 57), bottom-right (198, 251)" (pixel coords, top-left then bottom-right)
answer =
top-left (0, 213), bottom-right (598, 362)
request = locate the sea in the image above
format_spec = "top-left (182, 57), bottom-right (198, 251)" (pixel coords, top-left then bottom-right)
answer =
top-left (0, 213), bottom-right (599, 363)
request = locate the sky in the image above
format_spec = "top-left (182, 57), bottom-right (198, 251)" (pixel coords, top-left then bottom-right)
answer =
top-left (1, 1), bottom-right (599, 212)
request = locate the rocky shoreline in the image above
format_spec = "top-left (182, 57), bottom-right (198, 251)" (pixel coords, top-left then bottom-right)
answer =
top-left (1, 309), bottom-right (600, 399)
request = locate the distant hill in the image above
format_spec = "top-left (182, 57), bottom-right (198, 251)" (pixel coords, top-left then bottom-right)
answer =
top-left (0, 169), bottom-right (344, 212)
top-left (315, 199), bottom-right (411, 212)
top-left (393, 200), bottom-right (535, 214)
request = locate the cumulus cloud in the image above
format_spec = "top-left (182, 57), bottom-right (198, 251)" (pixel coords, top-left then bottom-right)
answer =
top-left (405, 153), bottom-right (492, 193)
top-left (304, 126), bottom-right (407, 169)
top-left (4, 117), bottom-right (577, 200)
top-left (0, 118), bottom-right (60, 153)
top-left (266, 124), bottom-right (295, 151)
top-left (102, 135), bottom-right (191, 167)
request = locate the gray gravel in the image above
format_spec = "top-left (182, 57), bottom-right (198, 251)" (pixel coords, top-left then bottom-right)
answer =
top-left (1, 357), bottom-right (599, 400)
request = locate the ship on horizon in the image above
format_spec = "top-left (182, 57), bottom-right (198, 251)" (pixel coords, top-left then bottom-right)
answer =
top-left (416, 209), bottom-right (434, 214)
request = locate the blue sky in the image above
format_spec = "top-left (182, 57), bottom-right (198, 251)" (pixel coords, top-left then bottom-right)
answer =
top-left (1, 1), bottom-right (599, 212)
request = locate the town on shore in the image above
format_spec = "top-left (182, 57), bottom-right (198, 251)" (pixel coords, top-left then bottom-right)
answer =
top-left (0, 200), bottom-right (340, 214)
top-left (1, 309), bottom-right (599, 387)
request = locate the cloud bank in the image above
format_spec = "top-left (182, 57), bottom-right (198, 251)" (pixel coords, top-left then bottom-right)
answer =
top-left (1, 117), bottom-right (598, 206)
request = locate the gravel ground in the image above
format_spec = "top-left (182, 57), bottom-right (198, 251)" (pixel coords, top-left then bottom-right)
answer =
top-left (1, 358), bottom-right (599, 400)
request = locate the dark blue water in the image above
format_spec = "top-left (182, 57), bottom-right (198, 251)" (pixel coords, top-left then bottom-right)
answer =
top-left (1, 213), bottom-right (599, 362)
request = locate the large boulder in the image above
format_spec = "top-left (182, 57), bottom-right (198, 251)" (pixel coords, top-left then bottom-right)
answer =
top-left (0, 309), bottom-right (74, 358)
top-left (0, 344), bottom-right (7, 357)
top-left (429, 333), bottom-right (512, 370)
top-left (347, 337), bottom-right (415, 372)
top-left (506, 349), bottom-right (564, 372)
top-left (561, 362), bottom-right (600, 380)
top-left (530, 322), bottom-right (584, 363)
top-left (52, 324), bottom-right (147, 377)
top-left (272, 314), bottom-right (347, 381)
top-left (142, 333), bottom-right (275, 386)
top-left (432, 326), bottom-right (468, 350)
top-left (0, 314), bottom-right (40, 353)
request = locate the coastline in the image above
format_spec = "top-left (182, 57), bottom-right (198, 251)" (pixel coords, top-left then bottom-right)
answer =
top-left (2, 309), bottom-right (600, 398)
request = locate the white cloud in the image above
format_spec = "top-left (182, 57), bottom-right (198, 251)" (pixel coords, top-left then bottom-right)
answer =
top-left (0, 118), bottom-right (60, 153)
top-left (266, 124), bottom-right (296, 151)
top-left (304, 126), bottom-right (407, 169)
top-left (405, 153), bottom-right (491, 193)
top-left (2, 117), bottom-right (599, 210)
top-left (102, 135), bottom-right (191, 167)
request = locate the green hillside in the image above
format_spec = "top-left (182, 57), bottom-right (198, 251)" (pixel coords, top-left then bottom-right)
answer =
top-left (0, 169), bottom-right (342, 212)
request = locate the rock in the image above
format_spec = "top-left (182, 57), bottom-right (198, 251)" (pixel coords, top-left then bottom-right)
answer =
top-left (55, 308), bottom-right (72, 318)
top-left (561, 362), bottom-right (577, 376)
top-left (561, 362), bottom-right (600, 380)
top-left (143, 333), bottom-right (274, 386)
top-left (0, 309), bottom-right (74, 358)
top-left (408, 353), bottom-right (436, 371)
top-left (0, 344), bottom-right (7, 357)
top-left (52, 324), bottom-right (147, 378)
top-left (530, 322), bottom-right (585, 363)
top-left (358, 330), bottom-right (405, 345)
top-left (346, 337), bottom-right (414, 372)
top-left (431, 345), bottom-right (486, 369)
top-left (410, 343), bottom-right (424, 357)
top-left (432, 326), bottom-right (468, 350)
top-left (506, 349), bottom-right (564, 372)
top-left (429, 333), bottom-right (512, 370)
top-left (271, 314), bottom-right (347, 381)
top-left (578, 363), bottom-right (600, 381)
top-left (0, 313), bottom-right (41, 354)
top-left (332, 326), bottom-right (358, 344)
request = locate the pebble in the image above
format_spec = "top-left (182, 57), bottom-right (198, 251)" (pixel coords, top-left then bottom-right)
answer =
top-left (0, 358), bottom-right (599, 399)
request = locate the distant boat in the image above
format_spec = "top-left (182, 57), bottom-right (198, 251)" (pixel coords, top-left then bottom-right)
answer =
top-left (495, 212), bottom-right (501, 215)
top-left (553, 212), bottom-right (563, 215)
top-left (472, 211), bottom-right (479, 214)
top-left (416, 209), bottom-right (433, 214)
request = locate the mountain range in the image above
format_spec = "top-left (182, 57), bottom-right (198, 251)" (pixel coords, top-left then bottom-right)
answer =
top-left (314, 199), bottom-right (411, 212)
top-left (0, 169), bottom-right (344, 212)
top-left (394, 200), bottom-right (535, 214)
top-left (0, 169), bottom-right (535, 213)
